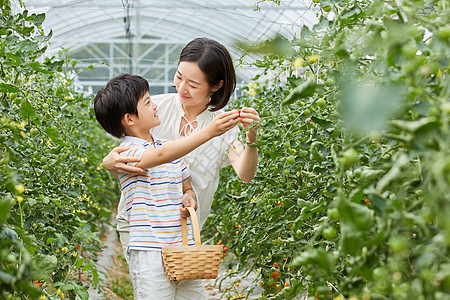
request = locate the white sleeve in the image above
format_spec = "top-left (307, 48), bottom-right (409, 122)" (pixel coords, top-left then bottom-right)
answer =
top-left (219, 125), bottom-right (239, 169)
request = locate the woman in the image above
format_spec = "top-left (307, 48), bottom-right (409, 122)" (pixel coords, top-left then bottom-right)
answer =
top-left (103, 37), bottom-right (259, 256)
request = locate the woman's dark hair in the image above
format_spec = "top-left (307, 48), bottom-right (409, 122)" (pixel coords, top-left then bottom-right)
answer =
top-left (93, 73), bottom-right (149, 138)
top-left (179, 37), bottom-right (236, 111)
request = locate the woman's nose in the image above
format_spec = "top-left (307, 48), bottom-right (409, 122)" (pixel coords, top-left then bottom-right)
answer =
top-left (177, 81), bottom-right (187, 94)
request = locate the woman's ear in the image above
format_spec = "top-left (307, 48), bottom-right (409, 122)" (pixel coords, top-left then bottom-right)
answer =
top-left (211, 80), bottom-right (224, 92)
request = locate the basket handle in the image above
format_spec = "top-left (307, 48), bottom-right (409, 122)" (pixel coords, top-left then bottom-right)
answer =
top-left (181, 206), bottom-right (201, 246)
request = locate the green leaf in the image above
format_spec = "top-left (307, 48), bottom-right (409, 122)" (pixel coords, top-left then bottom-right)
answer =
top-left (236, 34), bottom-right (295, 57)
top-left (29, 61), bottom-right (51, 74)
top-left (44, 126), bottom-right (65, 145)
top-left (338, 194), bottom-right (374, 231)
top-left (283, 79), bottom-right (316, 105)
top-left (290, 248), bottom-right (335, 273)
top-left (30, 254), bottom-right (57, 281)
top-left (0, 198), bottom-right (11, 224)
top-left (82, 264), bottom-right (92, 272)
top-left (55, 233), bottom-right (67, 246)
top-left (0, 270), bottom-right (16, 283)
top-left (91, 263), bottom-right (99, 286)
top-left (13, 227), bottom-right (38, 247)
top-left (16, 281), bottom-right (42, 300)
top-left (76, 258), bottom-right (85, 269)
top-left (75, 287), bottom-right (89, 300)
top-left (0, 82), bottom-right (20, 93)
top-left (33, 13), bottom-right (46, 26)
top-left (20, 99), bottom-right (35, 118)
top-left (61, 283), bottom-right (75, 291)
top-left (390, 117), bottom-right (439, 133)
top-left (311, 116), bottom-right (332, 129)
top-left (98, 207), bottom-right (112, 218)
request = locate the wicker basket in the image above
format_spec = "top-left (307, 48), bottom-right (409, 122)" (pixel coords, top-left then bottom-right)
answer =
top-left (162, 207), bottom-right (223, 282)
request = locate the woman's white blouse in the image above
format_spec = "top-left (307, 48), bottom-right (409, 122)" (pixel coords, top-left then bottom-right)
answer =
top-left (116, 93), bottom-right (239, 230)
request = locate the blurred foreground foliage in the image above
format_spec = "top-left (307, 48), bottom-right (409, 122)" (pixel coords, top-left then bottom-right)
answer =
top-left (205, 0), bottom-right (450, 299)
top-left (1, 1), bottom-right (119, 299)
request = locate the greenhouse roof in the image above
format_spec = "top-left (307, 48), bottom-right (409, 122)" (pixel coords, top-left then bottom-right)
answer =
top-left (21, 0), bottom-right (317, 93)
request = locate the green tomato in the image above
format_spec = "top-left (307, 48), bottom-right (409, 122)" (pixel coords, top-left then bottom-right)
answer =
top-left (30, 128), bottom-right (39, 136)
top-left (328, 208), bottom-right (340, 219)
top-left (443, 102), bottom-right (450, 114)
top-left (342, 148), bottom-right (358, 166)
top-left (322, 226), bottom-right (337, 240)
top-left (286, 156), bottom-right (295, 165)
top-left (437, 24), bottom-right (450, 40)
top-left (373, 267), bottom-right (388, 281)
top-left (389, 237), bottom-right (407, 253)
top-left (283, 142), bottom-right (291, 149)
top-left (272, 237), bottom-right (283, 246)
top-left (322, 5), bottom-right (331, 12)
top-left (369, 130), bottom-right (381, 143)
top-left (402, 61), bottom-right (415, 74)
top-left (316, 98), bottom-right (326, 108)
top-left (297, 149), bottom-right (308, 157)
top-left (32, 151), bottom-right (39, 159)
top-left (325, 78), bottom-right (335, 86)
top-left (401, 43), bottom-right (417, 58)
top-left (8, 93), bottom-right (17, 100)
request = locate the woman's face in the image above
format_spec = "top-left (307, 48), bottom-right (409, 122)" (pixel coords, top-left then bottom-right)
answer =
top-left (173, 61), bottom-right (216, 110)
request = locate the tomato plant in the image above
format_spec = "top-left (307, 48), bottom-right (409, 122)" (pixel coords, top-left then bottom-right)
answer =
top-left (204, 0), bottom-right (449, 299)
top-left (0, 1), bottom-right (119, 299)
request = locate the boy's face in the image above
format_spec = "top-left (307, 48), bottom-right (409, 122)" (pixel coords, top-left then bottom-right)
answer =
top-left (134, 92), bottom-right (160, 131)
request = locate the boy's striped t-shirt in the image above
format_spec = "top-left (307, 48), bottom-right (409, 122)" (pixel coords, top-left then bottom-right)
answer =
top-left (118, 135), bottom-right (194, 251)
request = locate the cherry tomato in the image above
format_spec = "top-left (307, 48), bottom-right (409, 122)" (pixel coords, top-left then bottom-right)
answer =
top-left (271, 271), bottom-right (279, 279)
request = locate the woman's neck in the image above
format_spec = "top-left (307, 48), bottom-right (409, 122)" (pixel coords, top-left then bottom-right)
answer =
top-left (181, 104), bottom-right (208, 121)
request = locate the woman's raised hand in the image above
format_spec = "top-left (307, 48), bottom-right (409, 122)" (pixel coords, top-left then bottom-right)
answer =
top-left (239, 107), bottom-right (260, 144)
top-left (103, 145), bottom-right (146, 176)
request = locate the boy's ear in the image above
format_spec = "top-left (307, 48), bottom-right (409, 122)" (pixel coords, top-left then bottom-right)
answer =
top-left (121, 113), bottom-right (135, 127)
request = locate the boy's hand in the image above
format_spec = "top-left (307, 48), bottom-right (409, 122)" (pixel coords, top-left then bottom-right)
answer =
top-left (103, 145), bottom-right (146, 175)
top-left (180, 193), bottom-right (198, 218)
top-left (206, 110), bottom-right (239, 138)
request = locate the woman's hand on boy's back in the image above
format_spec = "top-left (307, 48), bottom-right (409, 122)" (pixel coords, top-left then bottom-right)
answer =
top-left (205, 110), bottom-right (239, 138)
top-left (103, 145), bottom-right (146, 176)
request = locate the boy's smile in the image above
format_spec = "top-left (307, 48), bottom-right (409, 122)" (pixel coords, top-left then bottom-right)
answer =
top-left (133, 92), bottom-right (160, 140)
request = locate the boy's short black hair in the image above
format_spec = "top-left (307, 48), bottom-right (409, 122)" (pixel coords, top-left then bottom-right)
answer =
top-left (94, 74), bottom-right (149, 138)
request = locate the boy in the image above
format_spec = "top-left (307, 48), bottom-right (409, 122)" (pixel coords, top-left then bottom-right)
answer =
top-left (93, 74), bottom-right (238, 299)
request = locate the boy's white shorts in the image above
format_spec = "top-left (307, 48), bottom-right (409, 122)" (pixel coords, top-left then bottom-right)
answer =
top-left (129, 249), bottom-right (208, 300)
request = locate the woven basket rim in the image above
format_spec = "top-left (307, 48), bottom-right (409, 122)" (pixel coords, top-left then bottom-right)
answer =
top-left (162, 244), bottom-right (223, 253)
